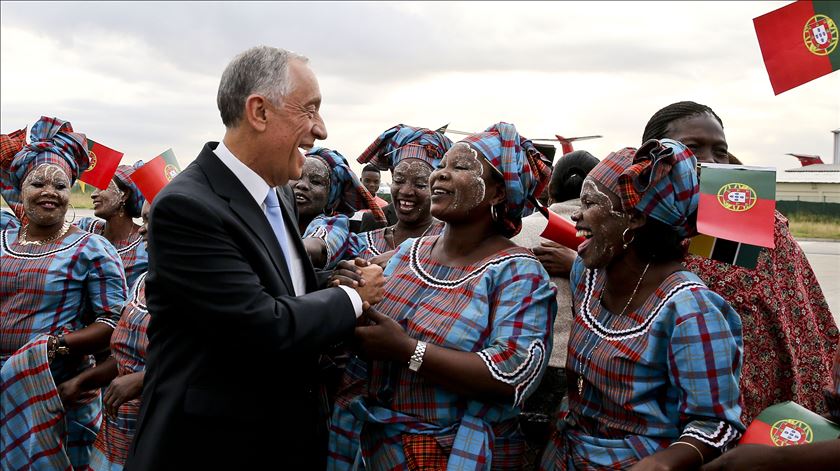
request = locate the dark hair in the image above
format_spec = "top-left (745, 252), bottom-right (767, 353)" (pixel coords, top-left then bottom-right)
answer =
top-left (631, 212), bottom-right (695, 263)
top-left (548, 150), bottom-right (599, 203)
top-left (487, 167), bottom-right (518, 238)
top-left (361, 164), bottom-right (380, 175)
top-left (113, 177), bottom-right (141, 218)
top-left (642, 101), bottom-right (724, 143)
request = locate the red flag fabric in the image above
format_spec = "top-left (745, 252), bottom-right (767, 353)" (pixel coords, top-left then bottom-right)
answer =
top-left (79, 139), bottom-right (123, 190)
top-left (753, 0), bottom-right (840, 95)
top-left (129, 155), bottom-right (178, 203)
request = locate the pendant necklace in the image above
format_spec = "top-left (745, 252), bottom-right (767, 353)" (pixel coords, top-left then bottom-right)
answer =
top-left (18, 221), bottom-right (71, 246)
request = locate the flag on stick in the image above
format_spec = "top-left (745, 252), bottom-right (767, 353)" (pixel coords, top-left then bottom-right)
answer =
top-left (753, 0), bottom-right (840, 95)
top-left (129, 149), bottom-right (180, 203)
top-left (696, 164), bottom-right (776, 249)
top-left (79, 139), bottom-right (123, 190)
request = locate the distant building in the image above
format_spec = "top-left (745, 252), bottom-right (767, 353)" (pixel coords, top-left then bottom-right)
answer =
top-left (776, 164), bottom-right (840, 203)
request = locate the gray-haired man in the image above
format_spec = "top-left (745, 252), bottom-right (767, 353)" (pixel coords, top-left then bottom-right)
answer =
top-left (126, 46), bottom-right (384, 470)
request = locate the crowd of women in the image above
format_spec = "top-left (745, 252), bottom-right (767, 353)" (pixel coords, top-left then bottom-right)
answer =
top-left (1, 100), bottom-right (838, 470)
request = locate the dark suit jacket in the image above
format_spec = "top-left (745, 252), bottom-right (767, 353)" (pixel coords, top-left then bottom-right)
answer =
top-left (126, 143), bottom-right (357, 471)
top-left (358, 203), bottom-right (397, 233)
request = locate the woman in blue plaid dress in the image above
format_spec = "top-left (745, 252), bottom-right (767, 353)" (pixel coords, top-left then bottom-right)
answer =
top-left (76, 163), bottom-right (148, 289)
top-left (539, 140), bottom-right (744, 470)
top-left (328, 122), bottom-right (557, 470)
top-left (296, 147), bottom-right (385, 269)
top-left (0, 117), bottom-right (128, 470)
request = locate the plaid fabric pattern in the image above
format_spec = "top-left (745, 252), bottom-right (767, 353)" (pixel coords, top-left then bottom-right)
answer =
top-left (0, 128), bottom-right (27, 222)
top-left (1, 335), bottom-right (102, 470)
top-left (90, 273), bottom-right (149, 469)
top-left (540, 258), bottom-right (743, 470)
top-left (358, 220), bottom-right (446, 258)
top-left (113, 162), bottom-right (146, 218)
top-left (589, 139), bottom-right (699, 238)
top-left (8, 117), bottom-right (89, 189)
top-left (307, 147), bottom-right (386, 223)
top-left (1, 229), bottom-right (128, 363)
top-left (76, 217), bottom-right (148, 289)
top-left (0, 209), bottom-right (19, 231)
top-left (303, 214), bottom-right (359, 270)
top-left (457, 122), bottom-right (552, 236)
top-left (357, 124), bottom-right (452, 171)
top-left (328, 235), bottom-right (557, 470)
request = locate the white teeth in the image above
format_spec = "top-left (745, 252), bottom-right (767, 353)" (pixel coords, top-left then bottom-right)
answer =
top-left (576, 230), bottom-right (593, 238)
top-left (433, 189), bottom-right (447, 195)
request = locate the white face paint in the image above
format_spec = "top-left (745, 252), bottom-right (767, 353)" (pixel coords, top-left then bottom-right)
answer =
top-left (21, 164), bottom-right (72, 227)
top-left (449, 143), bottom-right (485, 211)
top-left (575, 178), bottom-right (632, 268)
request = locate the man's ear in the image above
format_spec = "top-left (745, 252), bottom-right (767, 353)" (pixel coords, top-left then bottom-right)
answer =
top-left (628, 210), bottom-right (646, 231)
top-left (243, 94), bottom-right (269, 132)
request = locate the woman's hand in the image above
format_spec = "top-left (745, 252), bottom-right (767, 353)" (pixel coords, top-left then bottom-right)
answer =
top-left (354, 307), bottom-right (415, 362)
top-left (103, 372), bottom-right (144, 417)
top-left (57, 376), bottom-right (94, 408)
top-left (531, 240), bottom-right (576, 277)
top-left (368, 250), bottom-right (396, 269)
top-left (330, 258), bottom-right (368, 288)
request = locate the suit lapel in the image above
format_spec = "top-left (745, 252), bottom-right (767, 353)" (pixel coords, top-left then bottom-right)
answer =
top-left (277, 185), bottom-right (318, 292)
top-left (197, 145), bottom-right (295, 294)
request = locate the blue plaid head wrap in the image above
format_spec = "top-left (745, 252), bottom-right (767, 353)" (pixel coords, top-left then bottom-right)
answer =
top-left (457, 122), bottom-right (552, 235)
top-left (306, 147), bottom-right (386, 223)
top-left (113, 161), bottom-right (146, 218)
top-left (357, 124), bottom-right (452, 171)
top-left (589, 139), bottom-right (699, 238)
top-left (9, 117), bottom-right (89, 189)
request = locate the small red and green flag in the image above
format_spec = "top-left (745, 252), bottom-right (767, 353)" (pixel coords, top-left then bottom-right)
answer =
top-left (79, 139), bottom-right (123, 190)
top-left (129, 149), bottom-right (181, 203)
top-left (740, 401), bottom-right (840, 446)
top-left (696, 164), bottom-right (776, 249)
top-left (753, 0), bottom-right (840, 95)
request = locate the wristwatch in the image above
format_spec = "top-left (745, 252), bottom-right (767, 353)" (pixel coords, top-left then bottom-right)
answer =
top-left (407, 340), bottom-right (427, 372)
top-left (47, 334), bottom-right (71, 362)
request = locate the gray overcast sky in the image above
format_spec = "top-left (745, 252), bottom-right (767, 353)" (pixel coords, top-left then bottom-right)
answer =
top-left (2, 1), bottom-right (838, 179)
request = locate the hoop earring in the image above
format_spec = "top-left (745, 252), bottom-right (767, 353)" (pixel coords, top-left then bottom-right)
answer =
top-left (65, 203), bottom-right (76, 224)
top-left (490, 205), bottom-right (499, 222)
top-left (622, 228), bottom-right (635, 250)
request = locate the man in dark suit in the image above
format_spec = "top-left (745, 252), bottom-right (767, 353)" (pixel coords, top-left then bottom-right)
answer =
top-left (126, 46), bottom-right (384, 470)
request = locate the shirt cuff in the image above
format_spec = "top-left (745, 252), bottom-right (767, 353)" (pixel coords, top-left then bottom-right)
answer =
top-left (337, 285), bottom-right (364, 318)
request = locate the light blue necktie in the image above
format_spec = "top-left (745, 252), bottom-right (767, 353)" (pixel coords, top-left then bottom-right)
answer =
top-left (264, 188), bottom-right (294, 276)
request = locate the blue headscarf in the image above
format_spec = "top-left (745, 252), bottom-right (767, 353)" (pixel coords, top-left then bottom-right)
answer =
top-left (357, 124), bottom-right (452, 171)
top-left (9, 117), bottom-right (89, 189)
top-left (458, 122), bottom-right (552, 235)
top-left (306, 147), bottom-right (386, 223)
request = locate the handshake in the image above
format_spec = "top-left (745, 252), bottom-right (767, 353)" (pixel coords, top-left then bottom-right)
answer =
top-left (330, 258), bottom-right (386, 309)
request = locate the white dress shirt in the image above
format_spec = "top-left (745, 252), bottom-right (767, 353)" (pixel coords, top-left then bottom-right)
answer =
top-left (213, 141), bottom-right (362, 316)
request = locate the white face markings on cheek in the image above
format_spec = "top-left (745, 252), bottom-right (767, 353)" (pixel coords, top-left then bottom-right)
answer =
top-left (582, 179), bottom-right (626, 219)
top-left (451, 143), bottom-right (485, 209)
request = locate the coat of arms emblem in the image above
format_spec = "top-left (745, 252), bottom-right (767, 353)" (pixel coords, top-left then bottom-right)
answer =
top-left (804, 14), bottom-right (838, 56)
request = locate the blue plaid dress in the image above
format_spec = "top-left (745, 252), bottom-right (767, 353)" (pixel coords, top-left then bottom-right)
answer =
top-left (303, 214), bottom-right (362, 270)
top-left (540, 258), bottom-right (744, 470)
top-left (0, 208), bottom-right (18, 231)
top-left (0, 227), bottom-right (127, 470)
top-left (77, 217), bottom-right (148, 289)
top-left (328, 235), bottom-right (557, 470)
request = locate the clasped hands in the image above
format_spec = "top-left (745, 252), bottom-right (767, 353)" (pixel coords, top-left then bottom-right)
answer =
top-left (329, 258), bottom-right (414, 362)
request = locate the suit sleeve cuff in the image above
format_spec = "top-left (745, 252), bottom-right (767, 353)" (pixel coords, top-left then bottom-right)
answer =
top-left (337, 285), bottom-right (363, 318)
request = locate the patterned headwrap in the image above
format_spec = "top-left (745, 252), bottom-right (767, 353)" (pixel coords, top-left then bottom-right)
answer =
top-left (457, 122), bottom-right (552, 236)
top-left (357, 124), bottom-right (452, 171)
top-left (588, 139), bottom-right (699, 238)
top-left (306, 147), bottom-right (386, 223)
top-left (9, 117), bottom-right (89, 189)
top-left (113, 161), bottom-right (146, 218)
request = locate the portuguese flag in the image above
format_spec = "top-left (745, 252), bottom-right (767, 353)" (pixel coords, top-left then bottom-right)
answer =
top-left (740, 401), bottom-right (840, 446)
top-left (79, 139), bottom-right (123, 190)
top-left (696, 164), bottom-right (776, 249)
top-left (129, 149), bottom-right (181, 203)
top-left (753, 1), bottom-right (840, 95)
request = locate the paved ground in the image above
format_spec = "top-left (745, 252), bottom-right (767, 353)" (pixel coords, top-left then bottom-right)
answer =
top-left (798, 240), bottom-right (840, 326)
top-left (74, 209), bottom-right (840, 324)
